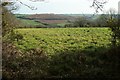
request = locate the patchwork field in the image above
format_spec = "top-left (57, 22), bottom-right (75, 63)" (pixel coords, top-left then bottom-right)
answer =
top-left (14, 28), bottom-right (111, 55)
top-left (37, 20), bottom-right (68, 24)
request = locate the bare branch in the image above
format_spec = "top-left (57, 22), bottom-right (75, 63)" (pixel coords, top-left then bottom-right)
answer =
top-left (16, 0), bottom-right (37, 10)
top-left (91, 0), bottom-right (108, 13)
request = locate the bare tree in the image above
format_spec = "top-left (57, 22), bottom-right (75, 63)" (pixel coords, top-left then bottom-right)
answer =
top-left (91, 0), bottom-right (108, 13)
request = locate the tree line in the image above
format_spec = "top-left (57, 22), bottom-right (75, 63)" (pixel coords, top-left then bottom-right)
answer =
top-left (65, 9), bottom-right (119, 28)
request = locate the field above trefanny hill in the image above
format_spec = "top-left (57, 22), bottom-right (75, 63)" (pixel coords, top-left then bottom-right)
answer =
top-left (14, 28), bottom-right (112, 55)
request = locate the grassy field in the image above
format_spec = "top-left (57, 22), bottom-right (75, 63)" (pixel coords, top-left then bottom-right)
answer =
top-left (4, 28), bottom-right (120, 78)
top-left (3, 14), bottom-right (119, 79)
top-left (14, 28), bottom-right (111, 55)
top-left (19, 19), bottom-right (45, 27)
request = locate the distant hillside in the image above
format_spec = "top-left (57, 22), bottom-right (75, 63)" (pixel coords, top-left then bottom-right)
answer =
top-left (15, 14), bottom-right (100, 21)
top-left (15, 14), bottom-right (101, 28)
top-left (27, 14), bottom-right (74, 19)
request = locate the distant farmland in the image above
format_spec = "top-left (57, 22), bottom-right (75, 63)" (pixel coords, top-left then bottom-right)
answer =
top-left (15, 14), bottom-right (78, 28)
top-left (37, 20), bottom-right (68, 24)
top-left (15, 14), bottom-right (101, 28)
top-left (26, 14), bottom-right (76, 20)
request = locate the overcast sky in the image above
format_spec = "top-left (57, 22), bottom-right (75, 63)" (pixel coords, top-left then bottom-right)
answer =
top-left (14, 0), bottom-right (120, 14)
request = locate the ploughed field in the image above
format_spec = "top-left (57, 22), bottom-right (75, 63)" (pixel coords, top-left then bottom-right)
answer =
top-left (14, 28), bottom-right (111, 55)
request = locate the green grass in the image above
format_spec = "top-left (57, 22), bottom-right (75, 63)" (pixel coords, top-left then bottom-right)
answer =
top-left (5, 27), bottom-right (120, 78)
top-left (15, 14), bottom-right (28, 17)
top-left (57, 23), bottom-right (70, 27)
top-left (15, 14), bottom-right (44, 27)
top-left (19, 19), bottom-right (45, 27)
top-left (14, 28), bottom-right (111, 55)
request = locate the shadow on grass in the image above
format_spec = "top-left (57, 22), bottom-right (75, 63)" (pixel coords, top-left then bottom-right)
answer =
top-left (2, 43), bottom-right (120, 79)
top-left (48, 46), bottom-right (120, 78)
